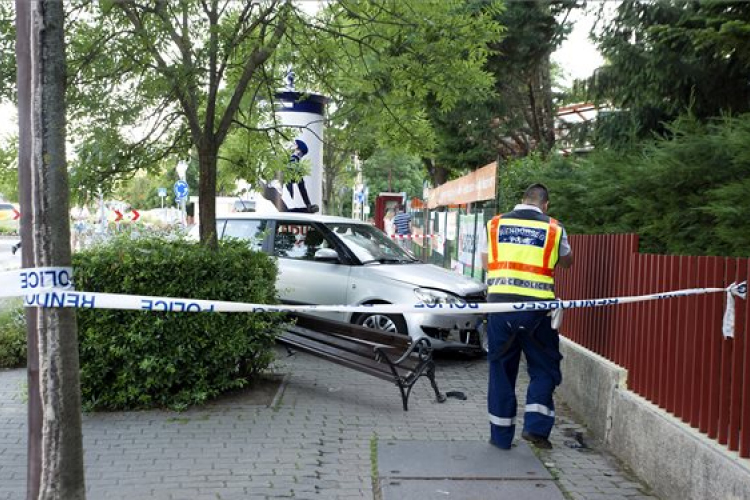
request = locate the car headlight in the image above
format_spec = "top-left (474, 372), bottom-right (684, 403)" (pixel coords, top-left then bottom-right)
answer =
top-left (414, 288), bottom-right (467, 306)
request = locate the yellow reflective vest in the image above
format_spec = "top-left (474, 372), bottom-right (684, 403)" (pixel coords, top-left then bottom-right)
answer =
top-left (486, 211), bottom-right (562, 299)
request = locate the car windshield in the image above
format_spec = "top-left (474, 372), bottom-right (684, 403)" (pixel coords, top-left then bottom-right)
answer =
top-left (325, 222), bottom-right (418, 264)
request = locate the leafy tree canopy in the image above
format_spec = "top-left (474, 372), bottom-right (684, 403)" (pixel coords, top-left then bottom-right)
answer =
top-left (426, 0), bottom-right (578, 181)
top-left (0, 136), bottom-right (17, 201)
top-left (502, 112), bottom-right (750, 257)
top-left (362, 149), bottom-right (424, 201)
top-left (587, 0), bottom-right (750, 146)
top-left (309, 0), bottom-right (503, 155)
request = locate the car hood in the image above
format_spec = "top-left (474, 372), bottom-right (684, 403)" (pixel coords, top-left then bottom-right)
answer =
top-left (365, 262), bottom-right (486, 297)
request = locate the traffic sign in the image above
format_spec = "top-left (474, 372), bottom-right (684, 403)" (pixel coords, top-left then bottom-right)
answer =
top-left (158, 188), bottom-right (167, 198)
top-left (174, 181), bottom-right (189, 200)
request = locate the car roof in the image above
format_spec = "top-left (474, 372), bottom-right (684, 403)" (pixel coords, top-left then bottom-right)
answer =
top-left (216, 211), bottom-right (365, 225)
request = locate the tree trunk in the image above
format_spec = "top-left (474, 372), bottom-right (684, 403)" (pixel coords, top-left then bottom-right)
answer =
top-left (539, 54), bottom-right (556, 152)
top-left (198, 143), bottom-right (218, 249)
top-left (423, 157), bottom-right (449, 187)
top-left (16, 1), bottom-right (86, 498)
top-left (433, 165), bottom-right (449, 186)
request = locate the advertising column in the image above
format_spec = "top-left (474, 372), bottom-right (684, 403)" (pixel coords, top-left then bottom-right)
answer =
top-left (275, 82), bottom-right (329, 212)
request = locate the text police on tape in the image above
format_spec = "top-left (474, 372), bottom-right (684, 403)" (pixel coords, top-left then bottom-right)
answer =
top-left (20, 268), bottom-right (74, 290)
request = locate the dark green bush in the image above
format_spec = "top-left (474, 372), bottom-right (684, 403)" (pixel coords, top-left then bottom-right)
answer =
top-left (502, 113), bottom-right (750, 257)
top-left (0, 300), bottom-right (26, 368)
top-left (73, 234), bottom-right (283, 411)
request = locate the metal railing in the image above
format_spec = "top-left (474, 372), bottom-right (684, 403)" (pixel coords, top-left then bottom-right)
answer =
top-left (408, 202), bottom-right (495, 281)
top-left (556, 234), bottom-right (750, 458)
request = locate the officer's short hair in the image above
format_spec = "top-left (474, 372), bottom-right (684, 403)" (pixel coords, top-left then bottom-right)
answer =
top-left (523, 183), bottom-right (549, 205)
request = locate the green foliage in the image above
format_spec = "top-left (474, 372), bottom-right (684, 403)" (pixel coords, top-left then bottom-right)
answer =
top-left (0, 222), bottom-right (19, 235)
top-left (363, 150), bottom-right (425, 201)
top-left (429, 0), bottom-right (578, 174)
top-left (0, 4), bottom-right (15, 102)
top-left (501, 113), bottom-right (750, 257)
top-left (313, 0), bottom-right (504, 156)
top-left (0, 300), bottom-right (26, 369)
top-left (0, 136), bottom-right (18, 202)
top-left (117, 158), bottom-right (204, 211)
top-left (73, 234), bottom-right (284, 410)
top-left (588, 0), bottom-right (750, 147)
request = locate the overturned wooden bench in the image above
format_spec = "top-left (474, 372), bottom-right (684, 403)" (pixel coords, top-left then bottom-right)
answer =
top-left (277, 313), bottom-right (446, 411)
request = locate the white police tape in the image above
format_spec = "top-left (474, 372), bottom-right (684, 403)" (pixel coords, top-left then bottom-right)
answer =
top-left (1, 267), bottom-right (75, 297)
top-left (1, 268), bottom-right (746, 338)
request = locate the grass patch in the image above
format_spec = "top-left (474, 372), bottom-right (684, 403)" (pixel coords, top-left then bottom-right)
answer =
top-left (370, 433), bottom-right (381, 500)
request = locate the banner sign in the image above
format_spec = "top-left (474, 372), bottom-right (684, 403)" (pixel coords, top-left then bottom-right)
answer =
top-left (427, 161), bottom-right (496, 209)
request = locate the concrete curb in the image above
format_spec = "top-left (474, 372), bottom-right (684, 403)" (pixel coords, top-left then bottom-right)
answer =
top-left (558, 337), bottom-right (626, 442)
top-left (558, 338), bottom-right (750, 500)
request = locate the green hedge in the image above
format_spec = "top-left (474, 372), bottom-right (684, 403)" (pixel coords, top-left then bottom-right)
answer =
top-left (73, 234), bottom-right (283, 411)
top-left (0, 300), bottom-right (26, 368)
top-left (496, 113), bottom-right (750, 257)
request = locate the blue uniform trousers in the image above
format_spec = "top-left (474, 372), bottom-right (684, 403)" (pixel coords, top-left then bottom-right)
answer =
top-left (487, 310), bottom-right (562, 449)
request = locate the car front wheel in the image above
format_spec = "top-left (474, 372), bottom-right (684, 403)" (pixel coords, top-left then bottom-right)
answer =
top-left (354, 313), bottom-right (408, 335)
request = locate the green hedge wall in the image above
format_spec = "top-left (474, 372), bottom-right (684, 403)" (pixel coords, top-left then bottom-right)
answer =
top-left (73, 235), bottom-right (283, 411)
top-left (0, 300), bottom-right (25, 368)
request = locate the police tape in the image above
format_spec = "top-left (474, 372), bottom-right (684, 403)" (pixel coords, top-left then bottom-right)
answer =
top-left (0, 268), bottom-right (747, 338)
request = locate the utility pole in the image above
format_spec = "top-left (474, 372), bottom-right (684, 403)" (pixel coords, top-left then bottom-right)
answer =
top-left (16, 1), bottom-right (86, 498)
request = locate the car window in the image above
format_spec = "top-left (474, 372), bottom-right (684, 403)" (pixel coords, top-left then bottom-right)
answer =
top-left (326, 223), bottom-right (416, 263)
top-left (233, 200), bottom-right (255, 212)
top-left (273, 222), bottom-right (332, 260)
top-left (222, 219), bottom-right (267, 251)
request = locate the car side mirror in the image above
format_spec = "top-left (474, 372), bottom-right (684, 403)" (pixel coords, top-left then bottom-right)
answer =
top-left (313, 248), bottom-right (340, 262)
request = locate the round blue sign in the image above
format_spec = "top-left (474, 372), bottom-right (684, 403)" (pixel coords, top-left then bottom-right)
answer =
top-left (174, 180), bottom-right (189, 200)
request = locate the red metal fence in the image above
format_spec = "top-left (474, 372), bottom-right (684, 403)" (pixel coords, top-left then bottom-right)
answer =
top-left (556, 234), bottom-right (750, 458)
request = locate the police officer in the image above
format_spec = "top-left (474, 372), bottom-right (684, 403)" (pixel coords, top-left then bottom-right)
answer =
top-left (479, 183), bottom-right (573, 450)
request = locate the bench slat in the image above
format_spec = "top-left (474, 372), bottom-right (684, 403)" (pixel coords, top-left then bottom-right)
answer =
top-left (290, 313), bottom-right (412, 348)
top-left (278, 332), bottom-right (409, 381)
top-left (284, 325), bottom-right (420, 371)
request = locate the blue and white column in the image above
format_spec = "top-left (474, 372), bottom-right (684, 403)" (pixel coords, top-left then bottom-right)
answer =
top-left (274, 82), bottom-right (329, 211)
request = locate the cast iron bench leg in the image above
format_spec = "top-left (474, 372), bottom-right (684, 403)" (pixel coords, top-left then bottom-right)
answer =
top-left (427, 362), bottom-right (447, 403)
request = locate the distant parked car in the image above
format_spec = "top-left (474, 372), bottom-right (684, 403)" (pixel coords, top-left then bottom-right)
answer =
top-left (192, 212), bottom-right (487, 352)
top-left (0, 203), bottom-right (16, 221)
top-left (0, 203), bottom-right (19, 234)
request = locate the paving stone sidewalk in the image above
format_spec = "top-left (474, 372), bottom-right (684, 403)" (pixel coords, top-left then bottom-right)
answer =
top-left (0, 348), bottom-right (659, 500)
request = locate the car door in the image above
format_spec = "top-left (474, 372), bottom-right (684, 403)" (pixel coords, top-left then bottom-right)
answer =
top-left (272, 220), bottom-right (350, 322)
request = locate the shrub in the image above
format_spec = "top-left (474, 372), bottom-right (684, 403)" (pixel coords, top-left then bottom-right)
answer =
top-left (74, 234), bottom-right (283, 411)
top-left (0, 300), bottom-right (26, 368)
top-left (0, 222), bottom-right (20, 235)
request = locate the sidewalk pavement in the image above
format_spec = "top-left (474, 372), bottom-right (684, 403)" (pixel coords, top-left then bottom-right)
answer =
top-left (0, 348), bottom-right (660, 500)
